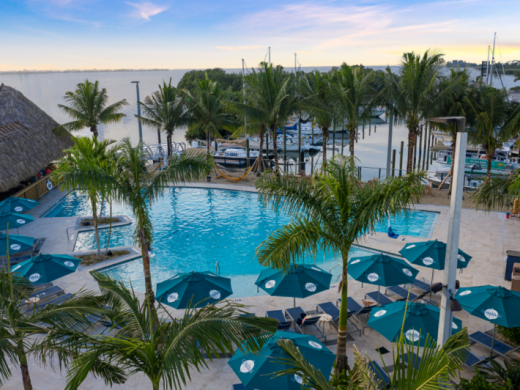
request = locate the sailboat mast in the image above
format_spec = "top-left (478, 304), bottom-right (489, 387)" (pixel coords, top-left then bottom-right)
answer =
top-left (294, 52), bottom-right (297, 75)
top-left (268, 47), bottom-right (271, 66)
top-left (489, 32), bottom-right (496, 85)
top-left (486, 46), bottom-right (490, 85)
top-left (242, 59), bottom-right (245, 104)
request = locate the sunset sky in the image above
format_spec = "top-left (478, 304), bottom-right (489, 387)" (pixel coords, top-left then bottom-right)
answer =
top-left (2, 0), bottom-right (519, 71)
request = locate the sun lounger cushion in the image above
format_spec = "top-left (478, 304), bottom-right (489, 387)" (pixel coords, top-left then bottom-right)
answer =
top-left (266, 310), bottom-right (286, 323)
top-left (285, 307), bottom-right (306, 321)
top-left (317, 302), bottom-right (340, 322)
top-left (365, 291), bottom-right (393, 306)
top-left (411, 279), bottom-right (430, 293)
top-left (386, 286), bottom-right (417, 301)
top-left (469, 331), bottom-right (514, 357)
top-left (368, 361), bottom-right (390, 388)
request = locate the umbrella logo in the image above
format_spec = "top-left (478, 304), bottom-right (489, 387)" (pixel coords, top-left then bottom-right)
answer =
top-left (16, 219), bottom-right (26, 224)
top-left (265, 280), bottom-right (276, 289)
top-left (305, 283), bottom-right (317, 292)
top-left (406, 245), bottom-right (416, 249)
top-left (167, 293), bottom-right (179, 303)
top-left (459, 290), bottom-right (471, 296)
top-left (367, 273), bottom-right (379, 282)
top-left (293, 373), bottom-right (303, 384)
top-left (457, 255), bottom-right (466, 262)
top-left (374, 310), bottom-right (386, 317)
top-left (350, 259), bottom-right (361, 264)
top-left (402, 269), bottom-right (413, 277)
top-left (64, 261), bottom-right (75, 267)
top-left (308, 341), bottom-right (322, 349)
top-left (484, 309), bottom-right (499, 320)
top-left (422, 257), bottom-right (434, 266)
top-left (12, 265), bottom-right (21, 271)
top-left (209, 290), bottom-right (221, 299)
top-left (10, 244), bottom-right (21, 250)
top-left (240, 360), bottom-right (255, 373)
top-left (452, 322), bottom-right (458, 329)
top-left (29, 273), bottom-right (41, 283)
top-left (14, 206), bottom-right (23, 212)
top-left (405, 330), bottom-right (420, 342)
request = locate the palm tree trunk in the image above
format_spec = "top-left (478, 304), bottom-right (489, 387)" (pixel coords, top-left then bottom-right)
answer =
top-left (206, 128), bottom-right (210, 157)
top-left (406, 127), bottom-right (417, 173)
top-left (167, 134), bottom-right (172, 159)
top-left (91, 125), bottom-right (99, 139)
top-left (256, 129), bottom-right (265, 174)
top-left (270, 125), bottom-right (279, 173)
top-left (322, 126), bottom-right (329, 164)
top-left (447, 134), bottom-right (457, 195)
top-left (90, 198), bottom-right (102, 259)
top-left (335, 249), bottom-right (350, 375)
top-left (486, 152), bottom-right (493, 179)
top-left (349, 125), bottom-right (355, 156)
top-left (139, 227), bottom-right (157, 316)
top-left (18, 342), bottom-right (33, 390)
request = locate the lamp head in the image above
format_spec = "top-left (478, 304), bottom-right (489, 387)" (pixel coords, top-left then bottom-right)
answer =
top-left (451, 299), bottom-right (463, 312)
top-left (430, 282), bottom-right (443, 294)
top-left (131, 81), bottom-right (140, 84)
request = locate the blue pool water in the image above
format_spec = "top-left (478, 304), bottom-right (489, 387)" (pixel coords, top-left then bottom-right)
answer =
top-left (43, 191), bottom-right (130, 218)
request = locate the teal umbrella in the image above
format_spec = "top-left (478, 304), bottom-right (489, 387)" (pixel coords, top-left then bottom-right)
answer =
top-left (255, 264), bottom-right (332, 299)
top-left (228, 330), bottom-right (335, 390)
top-left (367, 301), bottom-right (463, 346)
top-left (0, 211), bottom-right (34, 231)
top-left (455, 285), bottom-right (520, 355)
top-left (348, 254), bottom-right (418, 304)
top-left (0, 233), bottom-right (35, 257)
top-left (0, 197), bottom-right (39, 213)
top-left (156, 271), bottom-right (233, 309)
top-left (399, 240), bottom-right (472, 284)
top-left (11, 254), bottom-right (80, 284)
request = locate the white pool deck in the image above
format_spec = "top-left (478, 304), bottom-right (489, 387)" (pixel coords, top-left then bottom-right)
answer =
top-left (3, 183), bottom-right (520, 389)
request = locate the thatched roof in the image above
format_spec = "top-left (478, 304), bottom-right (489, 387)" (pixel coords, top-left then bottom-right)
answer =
top-left (0, 84), bottom-right (73, 192)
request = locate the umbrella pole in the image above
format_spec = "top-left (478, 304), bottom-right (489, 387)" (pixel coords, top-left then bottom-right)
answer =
top-left (293, 297), bottom-right (296, 330)
top-left (491, 324), bottom-right (496, 357)
top-left (378, 286), bottom-right (380, 306)
top-left (430, 269), bottom-right (434, 299)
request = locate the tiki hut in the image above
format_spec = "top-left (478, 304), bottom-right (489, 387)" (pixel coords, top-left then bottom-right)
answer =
top-left (0, 84), bottom-right (73, 193)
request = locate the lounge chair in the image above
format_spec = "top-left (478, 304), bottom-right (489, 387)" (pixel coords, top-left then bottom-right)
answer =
top-left (285, 307), bottom-right (325, 339)
top-left (464, 353), bottom-right (491, 368)
top-left (368, 361), bottom-right (390, 389)
top-left (408, 279), bottom-right (431, 293)
top-left (233, 384), bottom-right (254, 390)
top-left (29, 285), bottom-right (64, 304)
top-left (285, 307), bottom-right (306, 322)
top-left (266, 310), bottom-right (286, 323)
top-left (385, 286), bottom-right (417, 301)
top-left (401, 352), bottom-right (421, 370)
top-left (365, 291), bottom-right (393, 306)
top-left (469, 331), bottom-right (519, 358)
top-left (316, 302), bottom-right (361, 336)
top-left (337, 298), bottom-right (371, 335)
top-left (277, 322), bottom-right (292, 331)
top-left (37, 293), bottom-right (72, 310)
top-left (335, 297), bottom-right (363, 314)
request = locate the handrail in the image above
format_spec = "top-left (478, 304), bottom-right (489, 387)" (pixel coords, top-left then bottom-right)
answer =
top-left (329, 263), bottom-right (343, 281)
top-left (66, 227), bottom-right (76, 243)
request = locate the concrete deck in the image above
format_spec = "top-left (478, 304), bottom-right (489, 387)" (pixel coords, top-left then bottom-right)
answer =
top-left (3, 184), bottom-right (520, 389)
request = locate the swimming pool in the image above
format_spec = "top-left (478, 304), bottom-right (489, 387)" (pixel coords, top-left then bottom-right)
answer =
top-left (59, 187), bottom-right (438, 296)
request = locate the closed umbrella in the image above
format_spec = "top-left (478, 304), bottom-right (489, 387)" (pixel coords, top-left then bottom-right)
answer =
top-left (228, 330), bottom-right (335, 390)
top-left (399, 240), bottom-right (472, 285)
top-left (255, 264), bottom-right (332, 318)
top-left (11, 254), bottom-right (80, 284)
top-left (156, 271), bottom-right (233, 309)
top-left (348, 254), bottom-right (419, 304)
top-left (0, 233), bottom-right (35, 257)
top-left (0, 197), bottom-right (39, 213)
top-left (455, 285), bottom-right (520, 356)
top-left (368, 301), bottom-right (462, 346)
top-left (0, 211), bottom-right (34, 231)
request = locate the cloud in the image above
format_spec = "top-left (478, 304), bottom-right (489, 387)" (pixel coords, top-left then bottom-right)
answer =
top-left (127, 2), bottom-right (168, 21)
top-left (215, 46), bottom-right (260, 51)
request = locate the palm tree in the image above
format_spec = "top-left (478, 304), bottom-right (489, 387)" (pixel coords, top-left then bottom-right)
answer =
top-left (331, 64), bottom-right (377, 157)
top-left (272, 326), bottom-right (470, 389)
top-left (255, 156), bottom-right (424, 374)
top-left (183, 75), bottom-right (237, 156)
top-left (465, 84), bottom-right (520, 178)
top-left (52, 137), bottom-right (118, 259)
top-left (54, 272), bottom-right (276, 390)
top-left (231, 63), bottom-right (297, 173)
top-left (384, 51), bottom-right (463, 172)
top-left (53, 80), bottom-right (128, 138)
top-left (55, 138), bottom-right (212, 312)
top-left (300, 71), bottom-right (334, 164)
top-left (0, 242), bottom-right (105, 390)
top-left (136, 79), bottom-right (188, 158)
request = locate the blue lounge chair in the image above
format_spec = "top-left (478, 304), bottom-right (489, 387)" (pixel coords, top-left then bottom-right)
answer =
top-left (368, 361), bottom-right (390, 389)
top-left (277, 322), bottom-right (292, 331)
top-left (317, 302), bottom-right (361, 336)
top-left (464, 353), bottom-right (491, 368)
top-left (30, 286), bottom-right (64, 303)
top-left (409, 279), bottom-right (431, 293)
top-left (335, 297), bottom-right (363, 314)
top-left (469, 331), bottom-right (519, 358)
top-left (266, 310), bottom-right (286, 323)
top-left (337, 298), bottom-right (371, 335)
top-left (285, 307), bottom-right (325, 339)
top-left (402, 352), bottom-right (421, 370)
top-left (385, 286), bottom-right (417, 301)
top-left (365, 291), bottom-right (393, 306)
top-left (37, 293), bottom-right (72, 310)
top-left (388, 226), bottom-right (399, 239)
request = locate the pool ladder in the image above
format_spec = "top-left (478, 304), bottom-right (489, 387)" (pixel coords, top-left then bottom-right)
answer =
top-left (215, 261), bottom-right (220, 275)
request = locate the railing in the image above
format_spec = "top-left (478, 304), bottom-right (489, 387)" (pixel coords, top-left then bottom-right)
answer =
top-left (13, 178), bottom-right (55, 201)
top-left (215, 261), bottom-right (220, 275)
top-left (329, 263), bottom-right (343, 281)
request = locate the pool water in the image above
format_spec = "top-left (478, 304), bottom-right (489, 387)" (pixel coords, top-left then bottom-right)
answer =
top-left (43, 191), bottom-right (129, 218)
top-left (60, 188), bottom-right (438, 296)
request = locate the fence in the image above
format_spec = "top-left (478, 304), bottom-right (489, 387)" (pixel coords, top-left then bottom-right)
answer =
top-left (13, 178), bottom-right (55, 200)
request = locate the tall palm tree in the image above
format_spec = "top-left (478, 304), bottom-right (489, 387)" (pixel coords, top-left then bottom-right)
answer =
top-left (255, 156), bottom-right (424, 374)
top-left (384, 51), bottom-right (463, 172)
top-left (0, 243), bottom-right (105, 390)
top-left (465, 84), bottom-right (520, 178)
top-left (53, 80), bottom-right (128, 138)
top-left (55, 138), bottom-right (212, 312)
top-left (136, 79), bottom-right (188, 158)
top-left (332, 64), bottom-right (377, 157)
top-left (51, 272), bottom-right (276, 390)
top-left (231, 63), bottom-right (297, 172)
top-left (300, 71), bottom-right (334, 164)
top-left (183, 75), bottom-right (236, 156)
top-left (52, 137), bottom-right (118, 259)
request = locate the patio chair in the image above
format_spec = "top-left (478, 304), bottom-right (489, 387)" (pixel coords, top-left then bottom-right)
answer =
top-left (368, 361), bottom-right (390, 389)
top-left (365, 291), bottom-right (393, 306)
top-left (385, 286), bottom-right (418, 301)
top-left (469, 331), bottom-right (519, 358)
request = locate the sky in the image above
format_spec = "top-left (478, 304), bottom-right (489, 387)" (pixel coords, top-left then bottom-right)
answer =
top-left (1, 0), bottom-right (519, 71)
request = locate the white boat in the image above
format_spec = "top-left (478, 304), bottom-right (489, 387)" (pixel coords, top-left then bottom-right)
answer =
top-left (427, 168), bottom-right (485, 190)
top-left (212, 147), bottom-right (266, 166)
top-left (247, 136), bottom-right (320, 153)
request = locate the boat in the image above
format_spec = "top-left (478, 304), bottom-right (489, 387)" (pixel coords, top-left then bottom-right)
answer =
top-left (426, 164), bottom-right (510, 190)
top-left (212, 147), bottom-right (270, 167)
top-left (247, 136), bottom-right (321, 153)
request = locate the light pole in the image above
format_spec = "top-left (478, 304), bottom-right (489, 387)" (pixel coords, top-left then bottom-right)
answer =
top-left (429, 116), bottom-right (466, 346)
top-left (385, 104), bottom-right (394, 178)
top-left (131, 81), bottom-right (143, 144)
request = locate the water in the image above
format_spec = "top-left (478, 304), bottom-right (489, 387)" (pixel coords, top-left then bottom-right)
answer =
top-left (57, 188), bottom-right (438, 295)
top-left (42, 191), bottom-right (130, 218)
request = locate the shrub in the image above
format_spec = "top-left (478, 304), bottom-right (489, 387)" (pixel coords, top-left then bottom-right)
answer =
top-left (456, 375), bottom-right (511, 389)
top-left (497, 326), bottom-right (520, 345)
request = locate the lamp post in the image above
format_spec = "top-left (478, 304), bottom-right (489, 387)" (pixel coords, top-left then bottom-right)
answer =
top-left (429, 116), bottom-right (466, 346)
top-left (385, 104), bottom-right (394, 178)
top-left (131, 81), bottom-right (143, 144)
